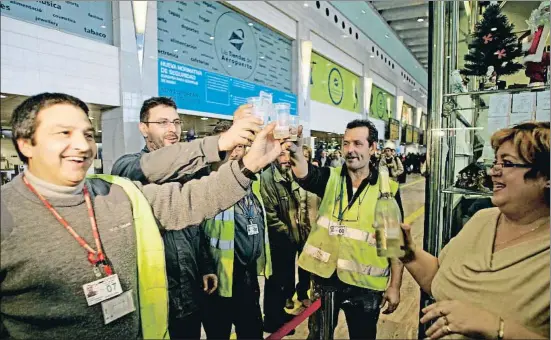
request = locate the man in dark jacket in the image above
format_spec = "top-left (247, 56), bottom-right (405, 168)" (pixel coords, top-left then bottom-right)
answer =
top-left (111, 97), bottom-right (218, 339)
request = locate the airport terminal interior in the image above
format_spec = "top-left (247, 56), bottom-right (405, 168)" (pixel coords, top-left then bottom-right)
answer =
top-left (0, 1), bottom-right (549, 339)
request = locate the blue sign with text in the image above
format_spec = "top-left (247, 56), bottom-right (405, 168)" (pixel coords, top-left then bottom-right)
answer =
top-left (158, 58), bottom-right (297, 116)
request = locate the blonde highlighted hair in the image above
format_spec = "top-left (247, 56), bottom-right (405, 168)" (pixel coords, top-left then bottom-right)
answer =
top-left (491, 121), bottom-right (550, 203)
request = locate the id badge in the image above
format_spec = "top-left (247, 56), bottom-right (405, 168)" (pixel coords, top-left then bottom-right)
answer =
top-left (101, 290), bottom-right (136, 324)
top-left (329, 225), bottom-right (346, 236)
top-left (82, 274), bottom-right (123, 306)
top-left (247, 223), bottom-right (260, 235)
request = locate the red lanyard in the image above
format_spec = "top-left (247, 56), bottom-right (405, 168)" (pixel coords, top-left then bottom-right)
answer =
top-left (22, 175), bottom-right (113, 277)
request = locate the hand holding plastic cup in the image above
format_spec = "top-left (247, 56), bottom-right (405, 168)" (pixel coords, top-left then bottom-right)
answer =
top-left (273, 103), bottom-right (290, 139)
top-left (289, 115), bottom-right (298, 141)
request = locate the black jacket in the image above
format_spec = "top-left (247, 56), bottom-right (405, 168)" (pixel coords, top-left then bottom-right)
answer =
top-left (111, 147), bottom-right (215, 319)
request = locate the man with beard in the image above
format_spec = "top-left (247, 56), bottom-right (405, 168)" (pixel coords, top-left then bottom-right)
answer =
top-left (261, 150), bottom-right (320, 334)
top-left (201, 121), bottom-right (271, 339)
top-left (286, 120), bottom-right (405, 339)
top-left (111, 97), bottom-right (219, 339)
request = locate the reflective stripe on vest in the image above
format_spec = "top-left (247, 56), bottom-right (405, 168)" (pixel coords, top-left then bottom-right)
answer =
top-left (87, 174), bottom-right (169, 340)
top-left (297, 167), bottom-right (399, 291)
top-left (210, 237), bottom-right (235, 250)
top-left (316, 216), bottom-right (377, 246)
top-left (337, 259), bottom-right (390, 277)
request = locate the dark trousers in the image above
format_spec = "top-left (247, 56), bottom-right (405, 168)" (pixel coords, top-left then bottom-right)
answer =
top-left (168, 312), bottom-right (202, 339)
top-left (307, 275), bottom-right (383, 340)
top-left (264, 233), bottom-right (310, 332)
top-left (203, 262), bottom-right (263, 339)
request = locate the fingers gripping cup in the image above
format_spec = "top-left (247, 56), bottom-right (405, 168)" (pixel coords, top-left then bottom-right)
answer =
top-left (289, 115), bottom-right (299, 141)
top-left (273, 103), bottom-right (291, 139)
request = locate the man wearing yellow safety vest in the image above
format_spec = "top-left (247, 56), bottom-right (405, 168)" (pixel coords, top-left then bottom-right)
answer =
top-left (201, 120), bottom-right (272, 339)
top-left (0, 93), bottom-right (282, 339)
top-left (286, 119), bottom-right (405, 339)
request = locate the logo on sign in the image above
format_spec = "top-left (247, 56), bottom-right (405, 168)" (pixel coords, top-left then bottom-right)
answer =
top-left (229, 29), bottom-right (244, 51)
top-left (328, 68), bottom-right (343, 105)
top-left (376, 92), bottom-right (386, 119)
top-left (214, 11), bottom-right (257, 79)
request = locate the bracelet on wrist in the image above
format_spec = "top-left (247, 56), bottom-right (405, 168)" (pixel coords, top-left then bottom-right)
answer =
top-left (497, 317), bottom-right (504, 340)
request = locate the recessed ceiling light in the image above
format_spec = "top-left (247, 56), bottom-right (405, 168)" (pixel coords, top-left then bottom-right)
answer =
top-left (491, 27), bottom-right (497, 31)
top-left (248, 23), bottom-right (253, 26)
top-left (201, 117), bottom-right (209, 121)
top-left (303, 2), bottom-right (309, 7)
top-left (341, 35), bottom-right (348, 38)
top-left (210, 36), bottom-right (214, 40)
top-left (417, 18), bottom-right (424, 22)
top-left (370, 55), bottom-right (375, 58)
top-left (174, 49), bottom-right (178, 52)
top-left (413, 88), bottom-right (417, 91)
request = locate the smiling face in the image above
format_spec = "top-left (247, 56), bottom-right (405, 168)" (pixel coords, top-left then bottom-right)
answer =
top-left (17, 103), bottom-right (97, 186)
top-left (343, 126), bottom-right (375, 171)
top-left (139, 104), bottom-right (181, 151)
top-left (490, 140), bottom-right (548, 213)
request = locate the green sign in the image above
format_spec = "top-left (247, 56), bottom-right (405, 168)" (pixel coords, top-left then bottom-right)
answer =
top-left (310, 52), bottom-right (361, 113)
top-left (369, 84), bottom-right (395, 121)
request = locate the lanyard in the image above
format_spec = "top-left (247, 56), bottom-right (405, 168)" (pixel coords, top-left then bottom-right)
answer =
top-left (337, 175), bottom-right (370, 222)
top-left (22, 175), bottom-right (113, 277)
top-left (242, 191), bottom-right (256, 223)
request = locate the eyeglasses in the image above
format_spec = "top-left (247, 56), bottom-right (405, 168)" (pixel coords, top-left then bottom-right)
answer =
top-left (491, 161), bottom-right (532, 172)
top-left (142, 120), bottom-right (182, 128)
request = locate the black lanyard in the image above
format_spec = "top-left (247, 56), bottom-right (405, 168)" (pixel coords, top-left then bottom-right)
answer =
top-left (337, 175), bottom-right (370, 222)
top-left (242, 191), bottom-right (256, 223)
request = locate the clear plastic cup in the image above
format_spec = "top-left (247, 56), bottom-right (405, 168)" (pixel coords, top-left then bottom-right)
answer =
top-left (273, 103), bottom-right (290, 139)
top-left (247, 97), bottom-right (266, 124)
top-left (289, 115), bottom-right (298, 141)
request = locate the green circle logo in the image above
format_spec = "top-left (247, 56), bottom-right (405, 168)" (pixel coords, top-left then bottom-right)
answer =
top-left (328, 68), bottom-right (343, 105)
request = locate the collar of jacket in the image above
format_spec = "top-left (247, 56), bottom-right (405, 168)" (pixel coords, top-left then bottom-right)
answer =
top-left (272, 164), bottom-right (293, 183)
top-left (339, 163), bottom-right (379, 185)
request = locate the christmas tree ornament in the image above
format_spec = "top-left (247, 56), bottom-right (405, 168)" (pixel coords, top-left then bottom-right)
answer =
top-left (462, 4), bottom-right (523, 86)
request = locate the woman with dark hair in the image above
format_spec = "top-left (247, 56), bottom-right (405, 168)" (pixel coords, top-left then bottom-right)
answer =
top-left (401, 122), bottom-right (550, 339)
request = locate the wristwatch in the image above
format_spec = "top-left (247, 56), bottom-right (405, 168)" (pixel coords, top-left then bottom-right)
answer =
top-left (238, 159), bottom-right (257, 180)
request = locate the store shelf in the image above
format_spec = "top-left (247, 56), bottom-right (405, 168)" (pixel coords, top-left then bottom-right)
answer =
top-left (442, 186), bottom-right (493, 198)
top-left (443, 85), bottom-right (550, 98)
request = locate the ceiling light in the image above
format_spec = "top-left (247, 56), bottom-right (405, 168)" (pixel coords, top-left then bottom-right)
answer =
top-left (417, 18), bottom-right (424, 22)
top-left (101, 25), bottom-right (106, 29)
top-left (210, 36), bottom-right (214, 40)
top-left (413, 88), bottom-right (417, 91)
top-left (201, 117), bottom-right (209, 120)
top-left (174, 49), bottom-right (178, 52)
top-left (303, 2), bottom-right (309, 7)
top-left (248, 22), bottom-right (253, 26)
top-left (370, 55), bottom-right (375, 58)
top-left (491, 27), bottom-right (497, 31)
top-left (361, 10), bottom-right (366, 14)
top-left (341, 35), bottom-right (348, 38)
top-left (260, 55), bottom-right (265, 59)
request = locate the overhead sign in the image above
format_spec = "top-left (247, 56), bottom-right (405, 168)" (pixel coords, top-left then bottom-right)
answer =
top-left (369, 84), bottom-right (395, 121)
top-left (158, 58), bottom-right (297, 116)
top-left (0, 1), bottom-right (113, 44)
top-left (310, 52), bottom-right (361, 113)
top-left (405, 125), bottom-right (414, 144)
top-left (401, 102), bottom-right (414, 125)
top-left (157, 1), bottom-right (292, 93)
top-left (413, 127), bottom-right (419, 144)
top-left (389, 118), bottom-right (400, 141)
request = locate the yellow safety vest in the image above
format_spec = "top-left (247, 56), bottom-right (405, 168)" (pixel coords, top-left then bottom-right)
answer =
top-left (297, 167), bottom-right (399, 291)
top-left (87, 175), bottom-right (169, 340)
top-left (203, 177), bottom-right (272, 297)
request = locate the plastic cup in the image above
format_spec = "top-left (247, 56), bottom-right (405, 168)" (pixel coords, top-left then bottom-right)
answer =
top-left (289, 115), bottom-right (298, 141)
top-left (247, 97), bottom-right (266, 124)
top-left (273, 103), bottom-right (290, 139)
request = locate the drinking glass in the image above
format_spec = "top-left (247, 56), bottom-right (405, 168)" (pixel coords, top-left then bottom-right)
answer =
top-left (289, 115), bottom-right (298, 141)
top-left (273, 103), bottom-right (290, 139)
top-left (247, 97), bottom-right (266, 124)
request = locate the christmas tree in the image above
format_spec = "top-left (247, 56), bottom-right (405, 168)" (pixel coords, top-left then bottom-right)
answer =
top-left (462, 4), bottom-right (523, 79)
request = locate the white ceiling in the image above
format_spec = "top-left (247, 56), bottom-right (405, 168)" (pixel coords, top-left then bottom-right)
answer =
top-left (368, 0), bottom-right (429, 69)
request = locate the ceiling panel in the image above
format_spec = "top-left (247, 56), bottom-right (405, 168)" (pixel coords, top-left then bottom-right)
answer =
top-left (368, 0), bottom-right (429, 70)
